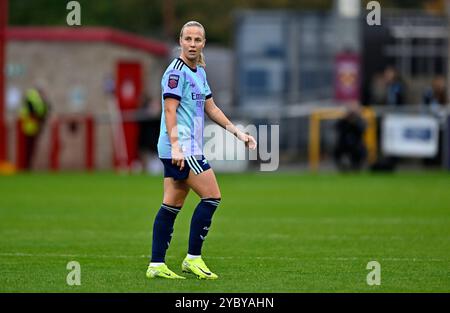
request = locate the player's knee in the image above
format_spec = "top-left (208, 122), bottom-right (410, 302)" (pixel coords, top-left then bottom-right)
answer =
top-left (199, 186), bottom-right (221, 200)
top-left (213, 187), bottom-right (221, 199)
top-left (174, 201), bottom-right (185, 207)
top-left (205, 191), bottom-right (221, 200)
top-left (162, 198), bottom-right (185, 208)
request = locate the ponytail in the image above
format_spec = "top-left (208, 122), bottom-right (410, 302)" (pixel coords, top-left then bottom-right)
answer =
top-left (198, 52), bottom-right (206, 67)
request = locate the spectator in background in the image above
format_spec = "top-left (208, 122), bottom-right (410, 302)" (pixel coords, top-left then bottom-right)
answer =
top-left (367, 67), bottom-right (406, 172)
top-left (368, 72), bottom-right (386, 105)
top-left (382, 66), bottom-right (406, 106)
top-left (422, 75), bottom-right (448, 167)
top-left (423, 75), bottom-right (448, 116)
top-left (19, 84), bottom-right (51, 170)
top-left (334, 102), bottom-right (367, 172)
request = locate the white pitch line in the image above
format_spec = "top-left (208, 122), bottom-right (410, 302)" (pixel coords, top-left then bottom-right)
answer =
top-left (0, 252), bottom-right (146, 259)
top-left (0, 252), bottom-right (446, 262)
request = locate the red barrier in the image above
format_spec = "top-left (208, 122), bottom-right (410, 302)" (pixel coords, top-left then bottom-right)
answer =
top-left (49, 119), bottom-right (59, 171)
top-left (15, 114), bottom-right (95, 171)
top-left (48, 115), bottom-right (95, 171)
top-left (85, 115), bottom-right (94, 171)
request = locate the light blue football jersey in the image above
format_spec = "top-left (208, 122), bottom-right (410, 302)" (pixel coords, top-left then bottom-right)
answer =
top-left (157, 58), bottom-right (212, 159)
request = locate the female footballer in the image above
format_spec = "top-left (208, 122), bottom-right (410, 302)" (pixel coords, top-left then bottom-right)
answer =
top-left (146, 21), bottom-right (257, 280)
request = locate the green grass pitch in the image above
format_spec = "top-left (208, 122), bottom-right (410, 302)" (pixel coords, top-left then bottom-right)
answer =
top-left (0, 171), bottom-right (449, 292)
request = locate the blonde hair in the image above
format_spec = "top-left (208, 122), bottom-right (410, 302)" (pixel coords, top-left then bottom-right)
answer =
top-left (179, 21), bottom-right (206, 67)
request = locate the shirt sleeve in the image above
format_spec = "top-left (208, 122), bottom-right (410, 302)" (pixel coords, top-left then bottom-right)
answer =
top-left (205, 80), bottom-right (212, 100)
top-left (162, 69), bottom-right (185, 101)
top-left (202, 68), bottom-right (212, 99)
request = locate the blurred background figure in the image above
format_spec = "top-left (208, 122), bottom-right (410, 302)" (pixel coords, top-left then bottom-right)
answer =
top-left (333, 102), bottom-right (367, 172)
top-left (136, 93), bottom-right (162, 174)
top-left (368, 72), bottom-right (387, 105)
top-left (422, 75), bottom-right (448, 167)
top-left (19, 84), bottom-right (50, 170)
top-left (423, 75), bottom-right (448, 115)
top-left (383, 66), bottom-right (406, 107)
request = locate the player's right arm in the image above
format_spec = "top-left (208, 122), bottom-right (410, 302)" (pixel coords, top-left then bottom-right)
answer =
top-left (164, 98), bottom-right (184, 170)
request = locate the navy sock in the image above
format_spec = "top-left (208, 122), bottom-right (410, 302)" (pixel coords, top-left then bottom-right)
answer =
top-left (151, 203), bottom-right (181, 263)
top-left (188, 198), bottom-right (221, 256)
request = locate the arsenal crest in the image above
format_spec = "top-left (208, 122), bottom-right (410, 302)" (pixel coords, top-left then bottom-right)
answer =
top-left (168, 74), bottom-right (179, 89)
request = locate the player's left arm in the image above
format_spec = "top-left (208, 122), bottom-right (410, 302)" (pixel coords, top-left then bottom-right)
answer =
top-left (205, 98), bottom-right (256, 150)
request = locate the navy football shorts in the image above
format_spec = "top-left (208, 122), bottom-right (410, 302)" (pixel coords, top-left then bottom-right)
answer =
top-left (160, 155), bottom-right (211, 180)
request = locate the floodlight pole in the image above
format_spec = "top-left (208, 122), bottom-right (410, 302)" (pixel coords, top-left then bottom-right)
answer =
top-left (0, 0), bottom-right (7, 162)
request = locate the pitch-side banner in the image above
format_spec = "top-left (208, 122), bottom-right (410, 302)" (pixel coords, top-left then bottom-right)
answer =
top-left (382, 114), bottom-right (439, 157)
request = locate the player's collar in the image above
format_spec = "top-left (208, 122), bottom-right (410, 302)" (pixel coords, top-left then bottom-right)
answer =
top-left (177, 57), bottom-right (197, 73)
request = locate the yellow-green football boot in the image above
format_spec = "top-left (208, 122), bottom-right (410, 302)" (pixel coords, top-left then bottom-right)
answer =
top-left (146, 264), bottom-right (186, 279)
top-left (181, 257), bottom-right (218, 280)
